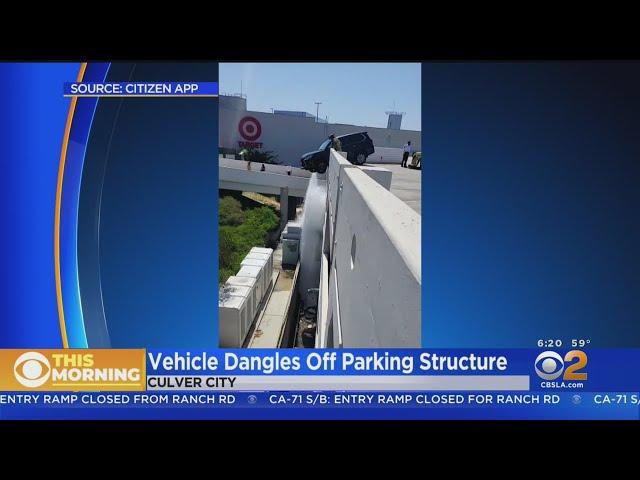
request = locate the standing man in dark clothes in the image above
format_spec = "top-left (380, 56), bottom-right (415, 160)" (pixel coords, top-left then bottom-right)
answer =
top-left (330, 134), bottom-right (342, 152)
top-left (401, 141), bottom-right (413, 168)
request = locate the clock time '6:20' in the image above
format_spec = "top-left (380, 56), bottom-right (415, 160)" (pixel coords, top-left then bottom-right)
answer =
top-left (537, 339), bottom-right (562, 348)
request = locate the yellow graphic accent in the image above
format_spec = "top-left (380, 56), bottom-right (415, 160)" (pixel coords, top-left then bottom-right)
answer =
top-left (54, 62), bottom-right (87, 348)
top-left (563, 350), bottom-right (588, 381)
top-left (0, 349), bottom-right (146, 391)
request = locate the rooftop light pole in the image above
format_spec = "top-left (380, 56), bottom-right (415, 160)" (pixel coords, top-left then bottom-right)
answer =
top-left (315, 102), bottom-right (322, 123)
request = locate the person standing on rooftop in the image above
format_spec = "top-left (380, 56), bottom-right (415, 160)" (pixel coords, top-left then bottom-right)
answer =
top-left (329, 134), bottom-right (342, 152)
top-left (401, 141), bottom-right (413, 167)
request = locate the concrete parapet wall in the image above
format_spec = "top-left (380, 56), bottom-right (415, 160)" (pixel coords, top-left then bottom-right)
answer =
top-left (221, 249), bottom-right (275, 347)
top-left (321, 150), bottom-right (421, 347)
top-left (219, 157), bottom-right (309, 197)
top-left (365, 146), bottom-right (404, 164)
top-left (219, 157), bottom-right (311, 178)
top-left (326, 151), bottom-right (354, 255)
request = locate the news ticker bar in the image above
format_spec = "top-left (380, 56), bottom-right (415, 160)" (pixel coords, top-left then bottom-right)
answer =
top-left (146, 375), bottom-right (530, 391)
top-left (2, 392), bottom-right (640, 420)
top-left (63, 82), bottom-right (218, 97)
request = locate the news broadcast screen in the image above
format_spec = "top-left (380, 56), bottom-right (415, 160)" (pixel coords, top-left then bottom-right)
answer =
top-left (1, 61), bottom-right (639, 421)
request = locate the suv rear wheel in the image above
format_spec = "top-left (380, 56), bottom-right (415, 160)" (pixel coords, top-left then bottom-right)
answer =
top-left (355, 152), bottom-right (366, 165)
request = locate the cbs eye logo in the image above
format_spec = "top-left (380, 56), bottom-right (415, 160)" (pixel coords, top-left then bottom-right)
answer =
top-left (534, 350), bottom-right (587, 381)
top-left (14, 352), bottom-right (51, 388)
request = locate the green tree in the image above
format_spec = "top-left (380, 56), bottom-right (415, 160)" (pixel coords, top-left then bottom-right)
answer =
top-left (219, 227), bottom-right (235, 268)
top-left (219, 196), bottom-right (245, 226)
top-left (218, 204), bottom-right (279, 284)
top-left (239, 148), bottom-right (281, 165)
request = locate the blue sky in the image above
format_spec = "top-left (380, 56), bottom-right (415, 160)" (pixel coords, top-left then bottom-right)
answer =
top-left (219, 63), bottom-right (421, 131)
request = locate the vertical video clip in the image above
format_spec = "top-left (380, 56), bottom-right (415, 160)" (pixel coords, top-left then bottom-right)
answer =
top-left (218, 63), bottom-right (422, 349)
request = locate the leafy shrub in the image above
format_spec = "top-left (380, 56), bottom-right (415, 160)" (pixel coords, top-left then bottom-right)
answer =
top-left (219, 196), bottom-right (245, 226)
top-left (218, 205), bottom-right (279, 284)
top-left (219, 227), bottom-right (235, 270)
top-left (239, 148), bottom-right (281, 165)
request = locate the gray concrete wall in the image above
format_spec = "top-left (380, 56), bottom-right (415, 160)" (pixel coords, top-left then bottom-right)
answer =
top-left (218, 157), bottom-right (309, 197)
top-left (220, 98), bottom-right (421, 166)
top-left (332, 168), bottom-right (421, 347)
top-left (366, 146), bottom-right (404, 164)
top-left (320, 151), bottom-right (421, 347)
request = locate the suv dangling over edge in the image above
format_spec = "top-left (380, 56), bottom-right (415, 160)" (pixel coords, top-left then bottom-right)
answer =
top-left (300, 132), bottom-right (375, 173)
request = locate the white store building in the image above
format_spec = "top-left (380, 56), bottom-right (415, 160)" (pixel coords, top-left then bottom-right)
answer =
top-left (219, 95), bottom-right (422, 167)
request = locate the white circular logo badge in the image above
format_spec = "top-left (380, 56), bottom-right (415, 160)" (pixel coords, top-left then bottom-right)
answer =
top-left (14, 351), bottom-right (51, 388)
top-left (534, 351), bottom-right (564, 380)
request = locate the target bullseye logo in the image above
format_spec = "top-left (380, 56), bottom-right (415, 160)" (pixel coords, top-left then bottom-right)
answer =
top-left (238, 116), bottom-right (262, 141)
top-left (14, 351), bottom-right (51, 388)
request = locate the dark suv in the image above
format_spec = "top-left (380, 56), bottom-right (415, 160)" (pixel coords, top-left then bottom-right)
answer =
top-left (300, 132), bottom-right (375, 173)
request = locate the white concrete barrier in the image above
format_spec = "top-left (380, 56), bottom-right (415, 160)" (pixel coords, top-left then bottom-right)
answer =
top-left (219, 168), bottom-right (309, 198)
top-left (219, 295), bottom-right (249, 347)
top-left (236, 265), bottom-right (264, 309)
top-left (220, 247), bottom-right (276, 348)
top-left (243, 253), bottom-right (272, 295)
top-left (226, 276), bottom-right (258, 330)
top-left (240, 258), bottom-right (269, 301)
top-left (219, 157), bottom-right (311, 178)
top-left (250, 247), bottom-right (274, 274)
top-left (365, 147), bottom-right (404, 164)
top-left (222, 284), bottom-right (254, 336)
top-left (326, 150), bottom-right (392, 259)
top-left (320, 150), bottom-right (421, 348)
top-left (326, 150), bottom-right (353, 257)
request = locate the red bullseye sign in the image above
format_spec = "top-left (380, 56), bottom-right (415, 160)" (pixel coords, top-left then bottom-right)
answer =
top-left (238, 116), bottom-right (262, 141)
